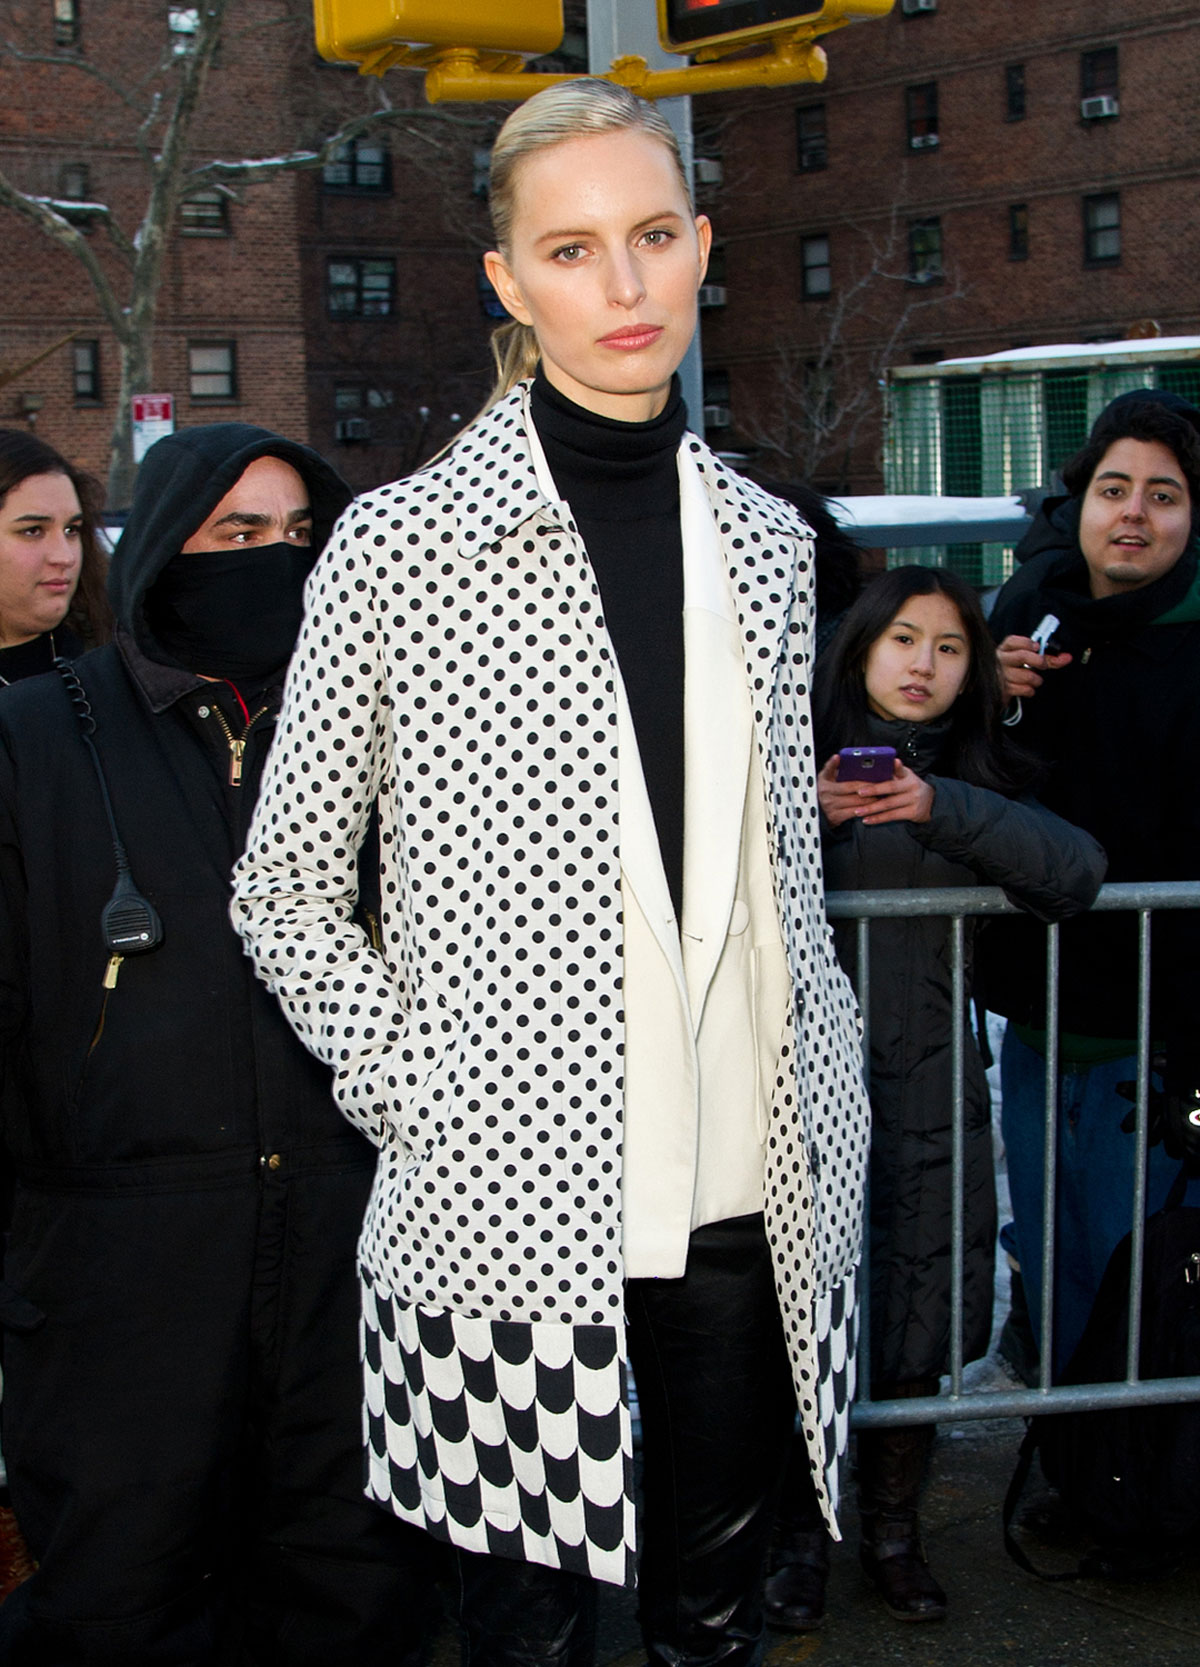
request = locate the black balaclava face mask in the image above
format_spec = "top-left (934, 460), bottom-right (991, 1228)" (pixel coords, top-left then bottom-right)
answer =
top-left (144, 542), bottom-right (314, 679)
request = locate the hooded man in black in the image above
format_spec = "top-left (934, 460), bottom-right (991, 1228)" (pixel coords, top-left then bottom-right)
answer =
top-left (0, 426), bottom-right (440, 1663)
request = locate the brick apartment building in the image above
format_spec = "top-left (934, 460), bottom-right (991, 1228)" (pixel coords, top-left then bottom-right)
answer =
top-left (2, 3), bottom-right (1196, 502)
top-left (696, 0), bottom-right (1200, 492)
top-left (0, 0), bottom-right (531, 500)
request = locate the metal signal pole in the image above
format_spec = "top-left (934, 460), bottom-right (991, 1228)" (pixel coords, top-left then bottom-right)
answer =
top-left (586, 1), bottom-right (705, 432)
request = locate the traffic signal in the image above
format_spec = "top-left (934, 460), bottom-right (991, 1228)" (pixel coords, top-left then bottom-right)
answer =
top-left (658, 0), bottom-right (892, 55)
top-left (314, 1), bottom-right (563, 64)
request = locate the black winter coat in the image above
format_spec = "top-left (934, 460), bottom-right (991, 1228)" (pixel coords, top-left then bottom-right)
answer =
top-left (822, 717), bottom-right (1106, 1386)
top-left (982, 544), bottom-right (1200, 1056)
top-left (0, 424), bottom-right (356, 1186)
top-left (0, 644), bottom-right (362, 1183)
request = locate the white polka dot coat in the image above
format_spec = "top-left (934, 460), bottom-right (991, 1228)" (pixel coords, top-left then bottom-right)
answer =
top-left (231, 384), bottom-right (871, 1587)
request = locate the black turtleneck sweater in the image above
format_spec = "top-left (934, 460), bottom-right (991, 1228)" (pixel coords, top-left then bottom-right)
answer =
top-left (531, 370), bottom-right (688, 917)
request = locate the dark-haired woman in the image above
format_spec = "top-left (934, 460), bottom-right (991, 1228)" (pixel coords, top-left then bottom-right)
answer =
top-left (0, 429), bottom-right (110, 686)
top-left (766, 567), bottom-right (1104, 1629)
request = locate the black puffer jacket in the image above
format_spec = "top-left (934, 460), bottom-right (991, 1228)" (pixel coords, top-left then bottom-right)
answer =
top-left (822, 717), bottom-right (1105, 1386)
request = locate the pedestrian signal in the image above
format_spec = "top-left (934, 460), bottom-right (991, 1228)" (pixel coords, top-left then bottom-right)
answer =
top-left (659, 0), bottom-right (892, 54)
top-left (314, 1), bottom-right (563, 63)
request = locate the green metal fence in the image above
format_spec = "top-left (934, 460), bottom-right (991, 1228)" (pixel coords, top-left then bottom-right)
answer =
top-left (883, 345), bottom-right (1200, 587)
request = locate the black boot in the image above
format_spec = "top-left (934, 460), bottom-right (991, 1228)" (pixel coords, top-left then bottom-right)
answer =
top-left (763, 1529), bottom-right (829, 1632)
top-left (763, 1434), bottom-right (829, 1632)
top-left (857, 1391), bottom-right (946, 1624)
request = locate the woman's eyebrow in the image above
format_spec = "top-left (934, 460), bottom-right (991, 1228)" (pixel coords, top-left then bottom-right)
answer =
top-left (533, 209), bottom-right (684, 245)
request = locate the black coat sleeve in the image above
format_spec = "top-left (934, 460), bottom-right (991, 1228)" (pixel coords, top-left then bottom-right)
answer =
top-left (0, 718), bottom-right (28, 1054)
top-left (909, 776), bottom-right (1107, 922)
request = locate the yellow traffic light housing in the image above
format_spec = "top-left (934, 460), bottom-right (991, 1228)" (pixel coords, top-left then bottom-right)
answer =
top-left (314, 1), bottom-right (563, 64)
top-left (658, 2), bottom-right (893, 57)
top-left (312, 0), bottom-right (894, 100)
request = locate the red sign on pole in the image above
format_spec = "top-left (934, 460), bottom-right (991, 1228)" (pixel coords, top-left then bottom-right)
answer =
top-left (131, 393), bottom-right (174, 463)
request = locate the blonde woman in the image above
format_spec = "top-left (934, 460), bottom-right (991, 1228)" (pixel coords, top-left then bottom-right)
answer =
top-left (233, 79), bottom-right (869, 1667)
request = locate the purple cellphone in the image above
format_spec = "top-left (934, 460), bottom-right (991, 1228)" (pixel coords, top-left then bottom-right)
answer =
top-left (836, 746), bottom-right (896, 783)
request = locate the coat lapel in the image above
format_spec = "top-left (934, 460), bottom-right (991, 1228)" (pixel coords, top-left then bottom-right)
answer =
top-left (678, 448), bottom-right (753, 1026)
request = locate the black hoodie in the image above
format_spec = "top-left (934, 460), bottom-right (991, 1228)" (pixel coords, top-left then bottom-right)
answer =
top-left (110, 421), bottom-right (350, 666)
top-left (0, 425), bottom-right (360, 1179)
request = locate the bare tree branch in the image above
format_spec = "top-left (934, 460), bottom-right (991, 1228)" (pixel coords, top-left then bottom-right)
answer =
top-left (3, 44), bottom-right (153, 119)
top-left (0, 172), bottom-right (131, 340)
top-left (736, 201), bottom-right (968, 487)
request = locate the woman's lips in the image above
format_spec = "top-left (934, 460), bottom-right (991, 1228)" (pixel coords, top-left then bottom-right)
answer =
top-left (598, 325), bottom-right (663, 350)
top-left (899, 685), bottom-right (930, 701)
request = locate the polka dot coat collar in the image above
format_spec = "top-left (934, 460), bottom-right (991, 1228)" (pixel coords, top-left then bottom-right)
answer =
top-left (232, 384), bottom-right (870, 1584)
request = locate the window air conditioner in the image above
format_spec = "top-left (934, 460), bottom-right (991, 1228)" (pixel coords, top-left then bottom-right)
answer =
top-left (909, 133), bottom-right (940, 149)
top-left (698, 284), bottom-right (727, 308)
top-left (901, 0), bottom-right (937, 13)
top-left (694, 157), bottom-right (724, 186)
top-left (1081, 95), bottom-right (1119, 120)
top-left (335, 417), bottom-right (370, 443)
top-left (703, 404), bottom-right (731, 428)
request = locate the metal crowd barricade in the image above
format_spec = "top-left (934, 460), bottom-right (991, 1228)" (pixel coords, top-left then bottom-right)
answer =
top-left (823, 880), bottom-right (1200, 1430)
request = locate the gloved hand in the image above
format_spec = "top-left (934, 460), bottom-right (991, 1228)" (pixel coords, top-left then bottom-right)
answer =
top-left (1116, 1059), bottom-right (1200, 1166)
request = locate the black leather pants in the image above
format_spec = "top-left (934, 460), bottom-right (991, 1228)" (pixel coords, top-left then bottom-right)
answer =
top-left (456, 1550), bottom-right (596, 1667)
top-left (626, 1215), bottom-right (797, 1667)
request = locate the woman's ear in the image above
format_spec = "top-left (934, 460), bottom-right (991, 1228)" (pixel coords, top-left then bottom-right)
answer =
top-left (483, 250), bottom-right (533, 326)
top-left (694, 214), bottom-right (713, 285)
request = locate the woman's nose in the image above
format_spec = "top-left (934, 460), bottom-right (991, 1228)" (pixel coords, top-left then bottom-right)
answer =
top-left (45, 531), bottom-right (78, 568)
top-left (607, 249), bottom-right (646, 307)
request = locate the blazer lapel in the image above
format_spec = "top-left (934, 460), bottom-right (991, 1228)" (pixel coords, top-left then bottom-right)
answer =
top-left (678, 448), bottom-right (753, 1025)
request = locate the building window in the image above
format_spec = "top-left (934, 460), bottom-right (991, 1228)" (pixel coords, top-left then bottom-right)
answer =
top-left (72, 339), bottom-right (100, 402)
top-left (703, 368), bottom-right (731, 430)
top-left (327, 257), bottom-right (396, 318)
top-left (1081, 46), bottom-right (1118, 98)
top-left (188, 341), bottom-right (236, 401)
top-left (906, 82), bottom-right (939, 150)
top-left (168, 7), bottom-right (199, 56)
top-left (795, 104), bottom-right (828, 172)
top-left (1005, 63), bottom-right (1026, 120)
top-left (53, 1), bottom-right (80, 48)
top-left (334, 384), bottom-right (364, 412)
top-left (801, 234), bottom-right (831, 299)
top-left (1009, 203), bottom-right (1029, 261)
top-left (1084, 193), bottom-right (1120, 265)
top-left (908, 218), bottom-right (943, 283)
top-left (322, 138), bottom-right (391, 194)
top-left (59, 162), bottom-right (89, 201)
top-left (179, 190), bottom-right (229, 236)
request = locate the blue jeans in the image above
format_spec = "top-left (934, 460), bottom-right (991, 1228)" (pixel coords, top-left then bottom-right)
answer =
top-left (999, 1026), bottom-right (1200, 1377)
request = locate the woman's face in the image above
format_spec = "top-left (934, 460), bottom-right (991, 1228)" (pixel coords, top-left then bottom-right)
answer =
top-left (484, 127), bottom-right (711, 422)
top-left (864, 591), bottom-right (971, 725)
top-left (0, 471), bottom-right (84, 648)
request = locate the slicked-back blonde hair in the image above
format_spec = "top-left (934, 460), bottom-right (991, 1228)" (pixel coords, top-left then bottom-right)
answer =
top-left (483, 79), bottom-right (691, 410)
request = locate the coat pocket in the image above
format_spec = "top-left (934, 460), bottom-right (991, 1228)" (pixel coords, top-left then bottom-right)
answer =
top-left (339, 982), bottom-right (465, 1157)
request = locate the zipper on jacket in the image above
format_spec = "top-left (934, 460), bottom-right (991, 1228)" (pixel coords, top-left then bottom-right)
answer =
top-left (198, 701), bottom-right (270, 787)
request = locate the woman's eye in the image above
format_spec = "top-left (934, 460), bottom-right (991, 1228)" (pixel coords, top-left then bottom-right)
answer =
top-left (641, 227), bottom-right (673, 247)
top-left (552, 243), bottom-right (585, 263)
